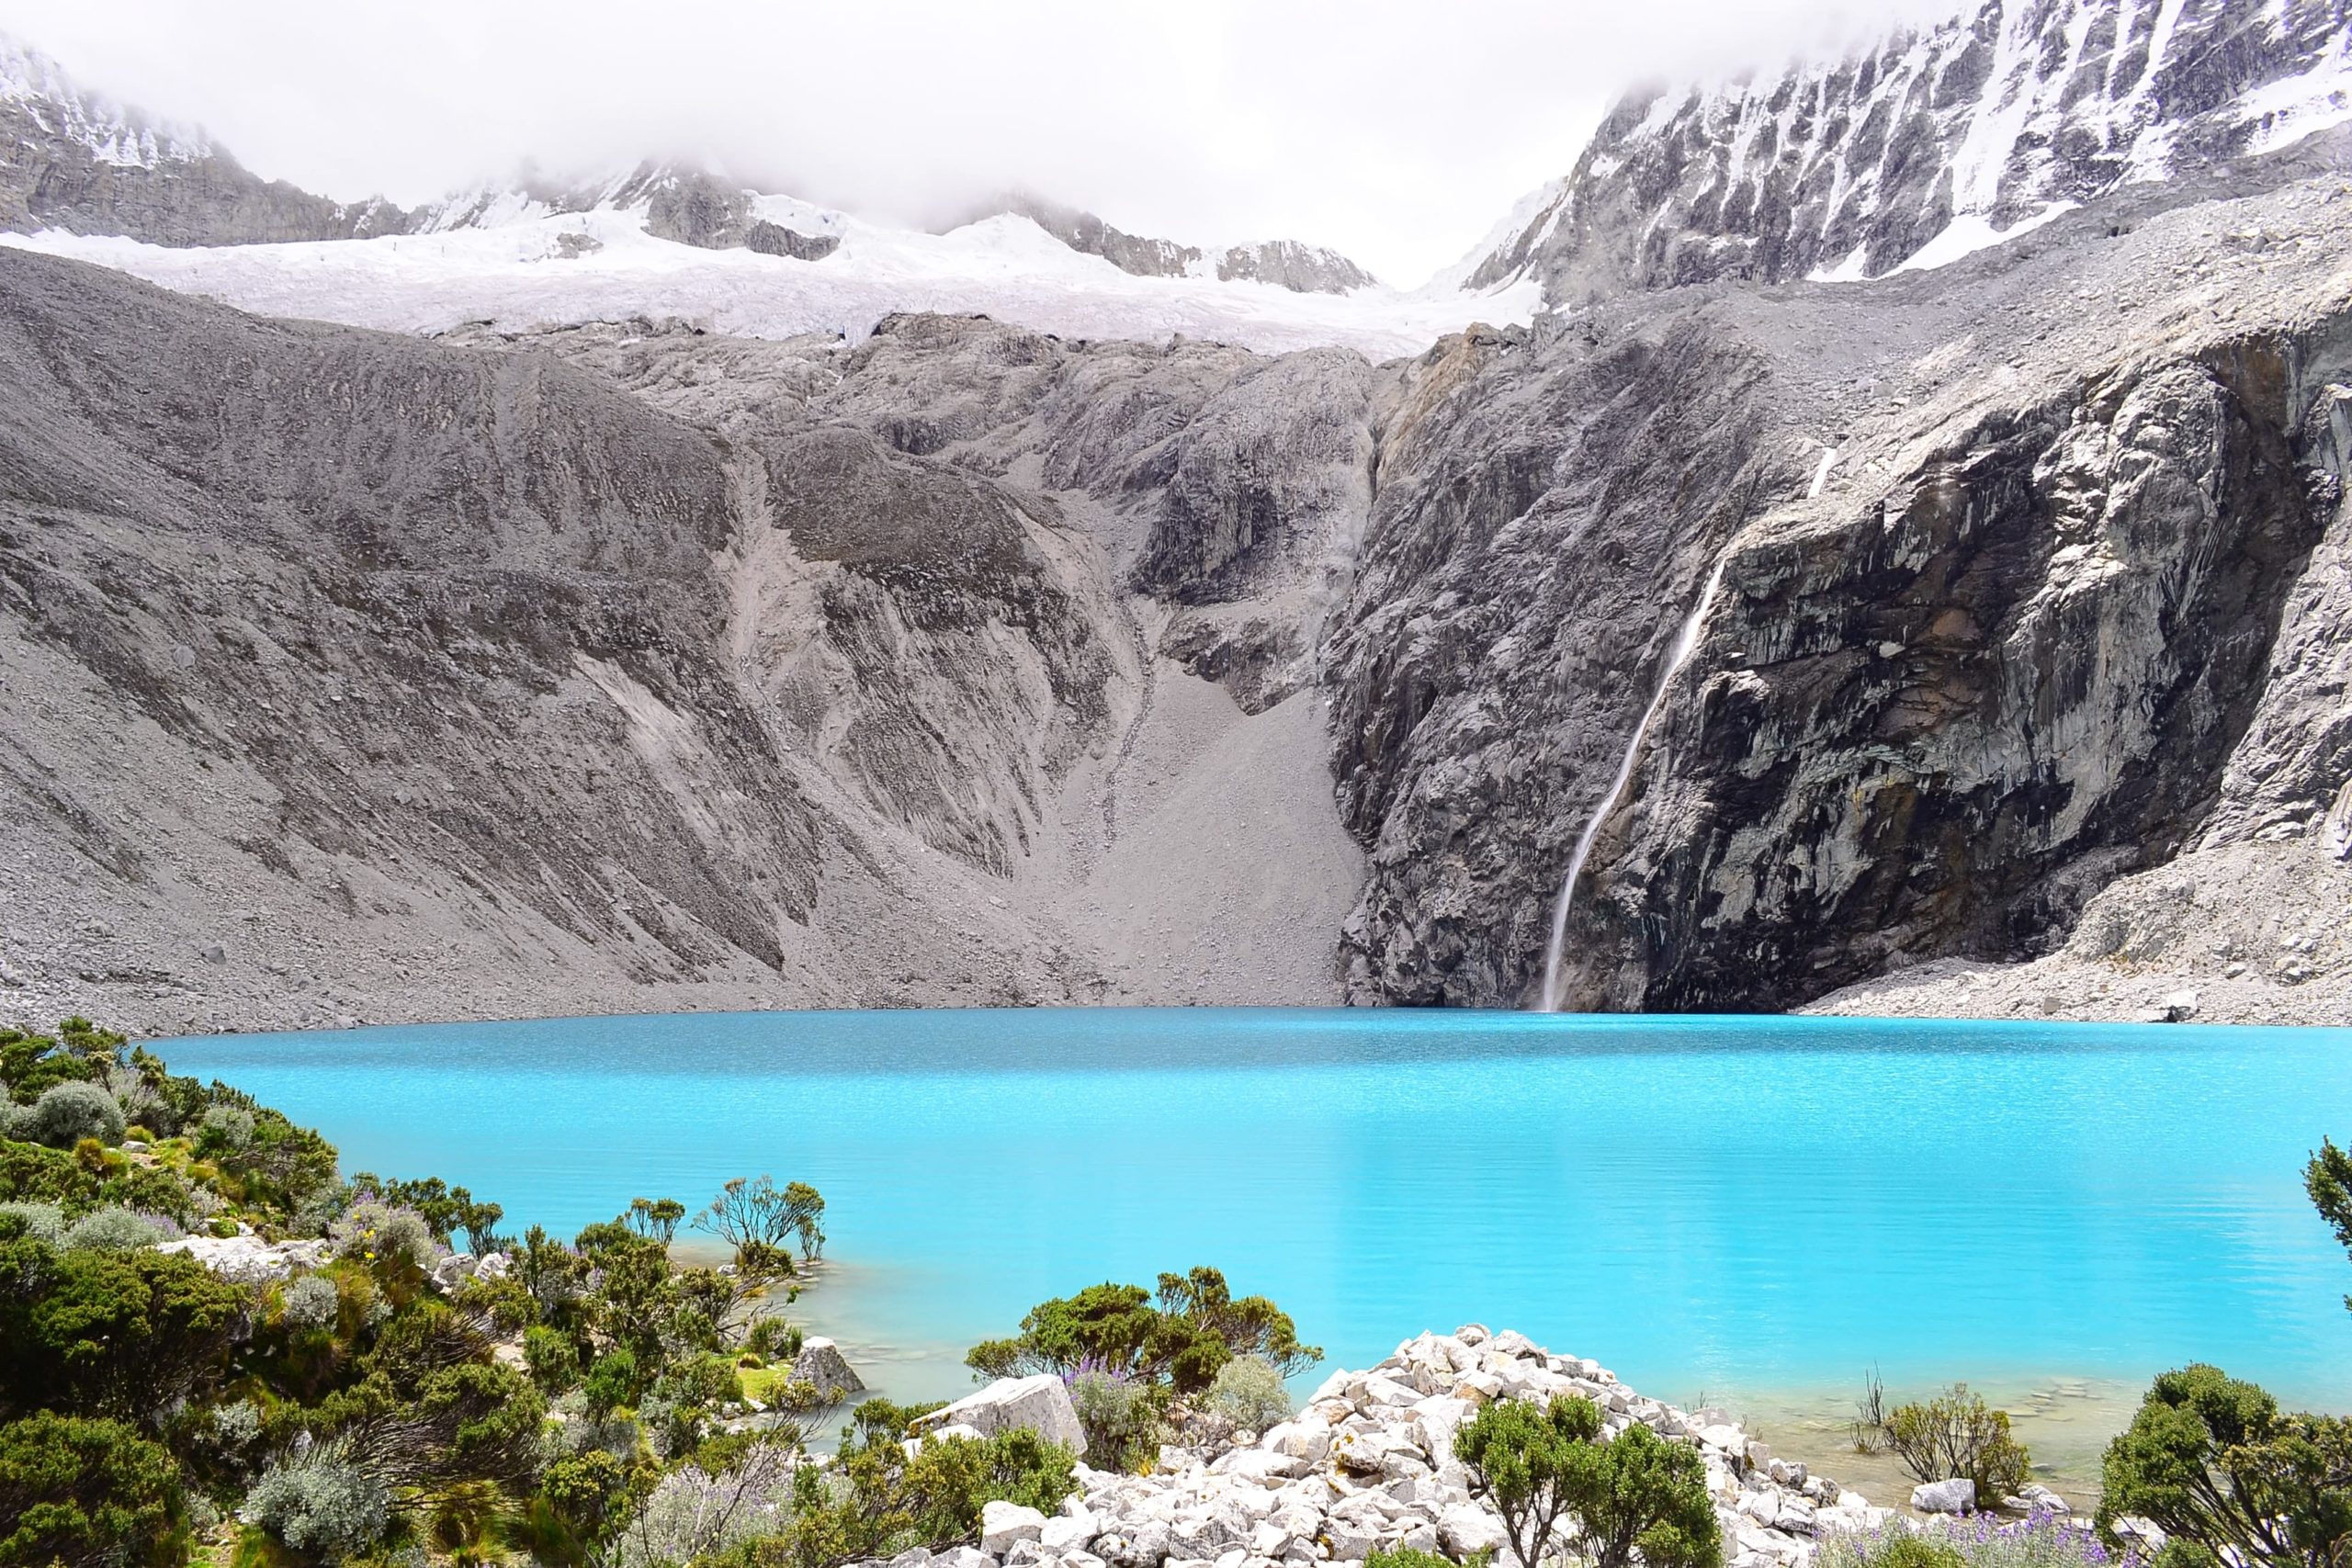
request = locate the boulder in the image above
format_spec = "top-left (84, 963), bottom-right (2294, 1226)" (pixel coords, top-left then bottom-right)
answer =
top-left (155, 1234), bottom-right (330, 1284)
top-left (914, 1374), bottom-right (1085, 1452)
top-left (791, 1337), bottom-right (866, 1402)
top-left (1042, 1512), bottom-right (1098, 1553)
top-left (1912, 1478), bottom-right (1976, 1514)
top-left (1438, 1503), bottom-right (1507, 1557)
top-left (981, 1501), bottom-right (1047, 1555)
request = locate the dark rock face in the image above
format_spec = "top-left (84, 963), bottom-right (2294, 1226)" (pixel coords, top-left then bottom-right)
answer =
top-left (645, 170), bottom-right (752, 249)
top-left (0, 39), bottom-right (411, 244)
top-left (747, 220), bottom-right (839, 261)
top-left (1456, 0), bottom-right (2352, 301)
top-left (971, 192), bottom-right (1378, 293)
top-left (1327, 133), bottom-right (2352, 1009)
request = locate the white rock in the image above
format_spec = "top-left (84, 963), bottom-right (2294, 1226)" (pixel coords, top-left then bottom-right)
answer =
top-left (1438, 1503), bottom-right (1507, 1557)
top-left (1213, 1450), bottom-right (1300, 1486)
top-left (1912, 1478), bottom-right (1976, 1514)
top-left (155, 1234), bottom-right (330, 1284)
top-left (791, 1337), bottom-right (866, 1402)
top-left (982, 1501), bottom-right (1048, 1554)
top-left (916, 1375), bottom-right (1085, 1452)
top-left (1042, 1511), bottom-right (1098, 1553)
top-left (1453, 1324), bottom-right (1491, 1347)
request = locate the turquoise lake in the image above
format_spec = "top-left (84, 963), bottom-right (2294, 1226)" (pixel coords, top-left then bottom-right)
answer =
top-left (162, 1007), bottom-right (2352, 1463)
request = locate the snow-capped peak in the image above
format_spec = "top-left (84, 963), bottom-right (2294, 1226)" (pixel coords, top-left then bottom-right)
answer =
top-left (0, 30), bottom-right (212, 168)
top-left (1452, 0), bottom-right (2352, 302)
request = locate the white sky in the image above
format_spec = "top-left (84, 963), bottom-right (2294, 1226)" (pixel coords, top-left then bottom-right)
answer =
top-left (0, 0), bottom-right (1962, 287)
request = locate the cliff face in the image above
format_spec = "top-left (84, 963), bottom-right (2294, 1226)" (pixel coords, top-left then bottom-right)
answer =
top-left (1453, 0), bottom-right (2352, 301)
top-left (1329, 129), bottom-right (2352, 1012)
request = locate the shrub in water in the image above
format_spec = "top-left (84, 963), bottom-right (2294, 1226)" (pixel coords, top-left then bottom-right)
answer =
top-left (1884, 1386), bottom-right (2032, 1501)
top-left (1202, 1354), bottom-right (1291, 1437)
top-left (15, 1082), bottom-right (125, 1149)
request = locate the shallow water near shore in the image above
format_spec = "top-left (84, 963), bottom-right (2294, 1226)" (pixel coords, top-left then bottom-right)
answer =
top-left (164, 1007), bottom-right (2351, 1493)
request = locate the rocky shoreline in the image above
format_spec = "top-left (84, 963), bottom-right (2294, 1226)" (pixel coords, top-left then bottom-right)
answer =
top-left (884, 1326), bottom-right (1905, 1568)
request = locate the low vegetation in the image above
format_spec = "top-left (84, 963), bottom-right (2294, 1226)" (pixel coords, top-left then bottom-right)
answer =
top-left (1453, 1393), bottom-right (1722, 1568)
top-left (967, 1266), bottom-right (1317, 1469)
top-left (0, 1018), bottom-right (855, 1568)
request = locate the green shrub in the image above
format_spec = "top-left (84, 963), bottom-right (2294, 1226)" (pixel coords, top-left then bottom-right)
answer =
top-left (0, 1201), bottom-right (64, 1243)
top-left (526, 1325), bottom-right (583, 1394)
top-left (1883, 1386), bottom-right (2032, 1500)
top-left (1369, 1551), bottom-right (1489, 1568)
top-left (0, 1412), bottom-right (186, 1568)
top-left (584, 1348), bottom-right (640, 1416)
top-left (59, 1206), bottom-right (168, 1252)
top-left (1202, 1354), bottom-right (1291, 1436)
top-left (1069, 1370), bottom-right (1162, 1471)
top-left (240, 1438), bottom-right (390, 1564)
top-left (1455, 1395), bottom-right (1721, 1568)
top-left (1819, 1535), bottom-right (1969, 1568)
top-left (15, 1082), bottom-right (125, 1149)
top-left (2098, 1363), bottom-right (2352, 1568)
top-left (279, 1274), bottom-right (341, 1333)
top-left (966, 1266), bottom-right (1319, 1396)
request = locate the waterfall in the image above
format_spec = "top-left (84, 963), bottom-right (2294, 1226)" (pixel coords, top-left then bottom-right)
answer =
top-left (1536, 547), bottom-right (1736, 1013)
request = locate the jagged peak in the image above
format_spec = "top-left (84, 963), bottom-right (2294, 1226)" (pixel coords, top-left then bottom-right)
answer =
top-left (0, 28), bottom-right (214, 169)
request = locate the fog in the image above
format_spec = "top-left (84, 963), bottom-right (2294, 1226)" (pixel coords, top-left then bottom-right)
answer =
top-left (0, 0), bottom-right (1965, 286)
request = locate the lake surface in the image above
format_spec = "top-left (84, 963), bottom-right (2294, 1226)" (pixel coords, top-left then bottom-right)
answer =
top-left (163, 1008), bottom-right (2352, 1461)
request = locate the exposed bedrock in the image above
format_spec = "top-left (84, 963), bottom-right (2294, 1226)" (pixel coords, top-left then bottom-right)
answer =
top-left (1329, 144), bottom-right (2352, 1014)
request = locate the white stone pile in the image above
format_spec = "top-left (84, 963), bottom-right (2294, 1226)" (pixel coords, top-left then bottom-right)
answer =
top-left (881, 1325), bottom-right (1892, 1568)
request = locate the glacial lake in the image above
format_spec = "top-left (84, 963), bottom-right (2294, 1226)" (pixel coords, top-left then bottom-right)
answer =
top-left (164, 1008), bottom-right (2352, 1483)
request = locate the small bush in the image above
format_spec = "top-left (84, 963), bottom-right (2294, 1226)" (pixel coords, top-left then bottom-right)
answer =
top-left (525, 1325), bottom-right (582, 1393)
top-left (0, 1201), bottom-right (64, 1244)
top-left (1069, 1368), bottom-right (1162, 1471)
top-left (1201, 1354), bottom-right (1291, 1437)
top-left (59, 1206), bottom-right (168, 1252)
top-left (331, 1200), bottom-right (439, 1274)
top-left (240, 1440), bottom-right (390, 1564)
top-left (16, 1082), bottom-right (126, 1149)
top-left (1885, 1386), bottom-right (2032, 1501)
top-left (1370, 1551), bottom-right (1488, 1568)
top-left (280, 1274), bottom-right (341, 1333)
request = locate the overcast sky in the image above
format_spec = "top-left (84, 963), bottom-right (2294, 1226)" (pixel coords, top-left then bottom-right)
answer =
top-left (0, 0), bottom-right (1961, 286)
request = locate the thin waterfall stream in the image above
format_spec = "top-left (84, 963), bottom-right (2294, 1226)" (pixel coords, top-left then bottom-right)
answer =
top-left (1537, 547), bottom-right (1736, 1012)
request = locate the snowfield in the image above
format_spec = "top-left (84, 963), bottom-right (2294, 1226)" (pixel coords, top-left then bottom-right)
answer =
top-left (0, 206), bottom-right (1543, 360)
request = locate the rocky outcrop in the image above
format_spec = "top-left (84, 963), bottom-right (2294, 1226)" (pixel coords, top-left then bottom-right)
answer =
top-left (971, 192), bottom-right (1377, 294)
top-left (887, 1329), bottom-right (1890, 1568)
top-left (0, 34), bottom-right (412, 245)
top-left (914, 1374), bottom-right (1087, 1453)
top-left (1452, 0), bottom-right (2352, 301)
top-left (1329, 129), bottom-right (2352, 1012)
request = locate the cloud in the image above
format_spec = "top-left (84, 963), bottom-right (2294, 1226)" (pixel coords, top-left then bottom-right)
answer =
top-left (0, 0), bottom-right (1965, 286)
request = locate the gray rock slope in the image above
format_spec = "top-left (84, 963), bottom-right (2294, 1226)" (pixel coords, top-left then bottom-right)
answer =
top-left (1455, 0), bottom-right (2352, 300)
top-left (6, 17), bottom-right (2352, 1031)
top-left (0, 251), bottom-right (1366, 1032)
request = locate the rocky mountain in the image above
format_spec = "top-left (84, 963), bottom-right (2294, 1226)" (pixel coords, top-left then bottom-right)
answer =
top-left (4, 2), bottom-right (2350, 1033)
top-left (0, 33), bottom-right (410, 244)
top-left (967, 193), bottom-right (1380, 294)
top-left (1450, 0), bottom-right (2352, 301)
top-left (0, 35), bottom-right (1373, 294)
